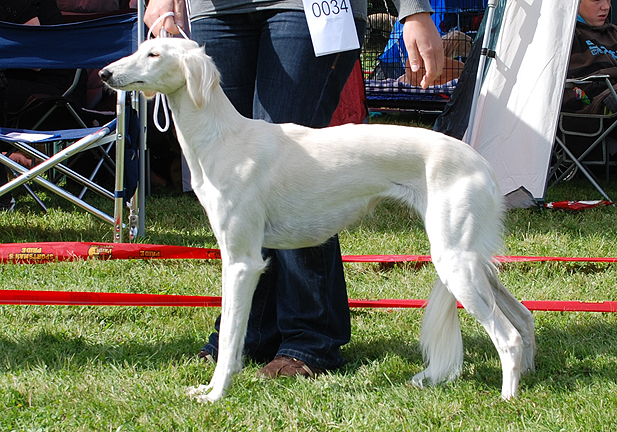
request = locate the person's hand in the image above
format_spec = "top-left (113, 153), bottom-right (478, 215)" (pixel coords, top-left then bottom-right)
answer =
top-left (144, 0), bottom-right (187, 36)
top-left (402, 13), bottom-right (444, 89)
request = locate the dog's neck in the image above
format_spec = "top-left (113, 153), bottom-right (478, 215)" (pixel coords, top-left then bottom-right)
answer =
top-left (165, 84), bottom-right (246, 149)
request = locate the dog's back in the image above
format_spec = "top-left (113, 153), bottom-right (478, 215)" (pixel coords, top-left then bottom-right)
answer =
top-left (251, 122), bottom-right (503, 257)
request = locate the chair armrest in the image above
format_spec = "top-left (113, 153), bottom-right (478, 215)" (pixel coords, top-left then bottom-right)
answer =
top-left (565, 75), bottom-right (613, 89)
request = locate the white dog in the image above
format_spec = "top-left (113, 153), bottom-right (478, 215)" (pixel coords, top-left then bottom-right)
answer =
top-left (100, 38), bottom-right (535, 402)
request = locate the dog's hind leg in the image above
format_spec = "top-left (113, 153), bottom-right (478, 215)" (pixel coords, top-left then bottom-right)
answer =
top-left (190, 252), bottom-right (267, 403)
top-left (432, 252), bottom-right (524, 399)
top-left (490, 274), bottom-right (536, 374)
top-left (411, 277), bottom-right (464, 388)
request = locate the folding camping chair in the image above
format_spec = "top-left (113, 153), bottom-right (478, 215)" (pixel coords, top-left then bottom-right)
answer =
top-left (549, 75), bottom-right (617, 201)
top-left (0, 12), bottom-right (146, 241)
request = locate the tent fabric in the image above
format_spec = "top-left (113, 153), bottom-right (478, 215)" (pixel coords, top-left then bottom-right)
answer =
top-left (0, 13), bottom-right (138, 69)
top-left (466, 0), bottom-right (578, 200)
top-left (434, 0), bottom-right (507, 139)
top-left (436, 0), bottom-right (578, 203)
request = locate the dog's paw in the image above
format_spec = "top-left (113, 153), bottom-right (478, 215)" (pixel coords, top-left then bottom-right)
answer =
top-left (501, 387), bottom-right (518, 401)
top-left (410, 371), bottom-right (426, 389)
top-left (186, 383), bottom-right (227, 403)
top-left (198, 388), bottom-right (226, 403)
top-left (193, 394), bottom-right (213, 404)
top-left (185, 384), bottom-right (210, 398)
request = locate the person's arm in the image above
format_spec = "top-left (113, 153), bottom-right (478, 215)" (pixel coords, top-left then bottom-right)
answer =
top-left (402, 13), bottom-right (444, 88)
top-left (393, 0), bottom-right (444, 89)
top-left (144, 0), bottom-right (187, 36)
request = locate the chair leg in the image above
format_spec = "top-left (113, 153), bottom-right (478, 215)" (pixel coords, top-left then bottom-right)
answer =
top-left (78, 141), bottom-right (115, 200)
top-left (556, 137), bottom-right (613, 201)
top-left (17, 178), bottom-right (47, 212)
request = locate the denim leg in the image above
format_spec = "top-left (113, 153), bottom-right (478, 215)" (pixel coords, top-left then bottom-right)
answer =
top-left (190, 15), bottom-right (260, 118)
top-left (252, 12), bottom-right (365, 128)
top-left (193, 15), bottom-right (278, 362)
top-left (193, 11), bottom-right (365, 370)
top-left (272, 237), bottom-right (350, 369)
top-left (202, 248), bottom-right (282, 364)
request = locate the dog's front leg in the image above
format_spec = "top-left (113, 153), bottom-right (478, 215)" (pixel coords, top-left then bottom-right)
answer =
top-left (190, 255), bottom-right (266, 403)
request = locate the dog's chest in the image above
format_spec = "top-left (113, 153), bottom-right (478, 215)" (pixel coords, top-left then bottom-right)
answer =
top-left (261, 200), bottom-right (371, 250)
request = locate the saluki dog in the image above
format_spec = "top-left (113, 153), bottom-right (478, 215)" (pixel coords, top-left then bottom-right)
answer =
top-left (100, 38), bottom-right (535, 403)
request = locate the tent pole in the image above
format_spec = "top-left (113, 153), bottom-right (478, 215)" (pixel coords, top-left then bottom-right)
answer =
top-left (465, 0), bottom-right (498, 145)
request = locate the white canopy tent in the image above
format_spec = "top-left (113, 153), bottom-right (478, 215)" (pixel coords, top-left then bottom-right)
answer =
top-left (463, 0), bottom-right (579, 204)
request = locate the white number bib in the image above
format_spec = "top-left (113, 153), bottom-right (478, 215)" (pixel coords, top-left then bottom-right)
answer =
top-left (302, 0), bottom-right (360, 57)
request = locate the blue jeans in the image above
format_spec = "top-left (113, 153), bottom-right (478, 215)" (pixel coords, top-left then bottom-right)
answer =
top-left (192, 10), bottom-right (365, 370)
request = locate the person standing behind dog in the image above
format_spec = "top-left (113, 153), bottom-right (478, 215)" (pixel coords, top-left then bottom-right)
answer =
top-left (144, 0), bottom-right (443, 378)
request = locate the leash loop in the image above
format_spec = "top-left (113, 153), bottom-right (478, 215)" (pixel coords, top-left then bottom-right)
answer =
top-left (147, 12), bottom-right (190, 133)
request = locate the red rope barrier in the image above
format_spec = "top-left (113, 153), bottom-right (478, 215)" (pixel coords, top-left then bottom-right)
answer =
top-left (0, 242), bottom-right (221, 263)
top-left (1, 242), bottom-right (616, 312)
top-left (0, 290), bottom-right (615, 312)
top-left (0, 290), bottom-right (222, 307)
top-left (3, 242), bottom-right (617, 264)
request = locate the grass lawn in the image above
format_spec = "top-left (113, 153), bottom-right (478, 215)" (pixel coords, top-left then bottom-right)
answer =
top-left (1, 120), bottom-right (617, 431)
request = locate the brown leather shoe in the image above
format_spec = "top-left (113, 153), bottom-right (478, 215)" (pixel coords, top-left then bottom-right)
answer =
top-left (257, 355), bottom-right (324, 379)
top-left (197, 349), bottom-right (215, 364)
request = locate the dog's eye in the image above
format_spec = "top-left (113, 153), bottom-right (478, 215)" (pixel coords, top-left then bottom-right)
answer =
top-left (148, 51), bottom-right (161, 58)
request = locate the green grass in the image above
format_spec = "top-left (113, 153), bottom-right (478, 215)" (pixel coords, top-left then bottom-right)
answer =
top-left (2, 134), bottom-right (617, 430)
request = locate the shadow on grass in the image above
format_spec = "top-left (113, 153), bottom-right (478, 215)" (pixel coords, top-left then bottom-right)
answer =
top-left (0, 331), bottom-right (205, 371)
top-left (460, 318), bottom-right (617, 394)
top-left (342, 314), bottom-right (617, 394)
top-left (0, 224), bottom-right (109, 244)
top-left (0, 188), bottom-right (217, 246)
top-left (529, 320), bottom-right (617, 389)
top-left (0, 210), bottom-right (218, 246)
top-left (1, 313), bottom-right (616, 398)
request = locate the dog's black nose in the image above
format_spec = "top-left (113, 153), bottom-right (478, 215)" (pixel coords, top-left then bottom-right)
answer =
top-left (99, 68), bottom-right (112, 82)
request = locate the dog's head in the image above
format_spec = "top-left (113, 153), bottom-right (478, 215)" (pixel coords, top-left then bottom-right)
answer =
top-left (99, 38), bottom-right (220, 108)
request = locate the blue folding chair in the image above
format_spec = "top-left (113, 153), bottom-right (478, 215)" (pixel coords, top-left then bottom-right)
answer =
top-left (0, 13), bottom-right (145, 241)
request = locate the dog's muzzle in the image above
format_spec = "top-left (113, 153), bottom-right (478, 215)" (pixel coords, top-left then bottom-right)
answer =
top-left (99, 68), bottom-right (112, 83)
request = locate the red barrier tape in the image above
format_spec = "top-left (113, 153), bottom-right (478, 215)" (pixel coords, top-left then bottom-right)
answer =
top-left (0, 290), bottom-right (222, 307)
top-left (345, 255), bottom-right (617, 263)
top-left (0, 290), bottom-right (616, 312)
top-left (1, 242), bottom-right (616, 312)
top-left (0, 242), bottom-right (221, 264)
top-left (3, 242), bottom-right (617, 264)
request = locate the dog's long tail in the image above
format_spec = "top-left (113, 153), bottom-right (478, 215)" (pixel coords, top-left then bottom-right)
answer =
top-left (416, 263), bottom-right (530, 385)
top-left (415, 278), bottom-right (463, 385)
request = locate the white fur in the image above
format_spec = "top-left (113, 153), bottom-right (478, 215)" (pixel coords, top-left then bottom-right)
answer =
top-left (100, 38), bottom-right (536, 402)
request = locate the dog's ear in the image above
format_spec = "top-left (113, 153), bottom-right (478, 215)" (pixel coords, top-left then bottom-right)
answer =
top-left (182, 47), bottom-right (220, 109)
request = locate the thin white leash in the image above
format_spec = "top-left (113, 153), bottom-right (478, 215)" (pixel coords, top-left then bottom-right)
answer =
top-left (147, 12), bottom-right (190, 133)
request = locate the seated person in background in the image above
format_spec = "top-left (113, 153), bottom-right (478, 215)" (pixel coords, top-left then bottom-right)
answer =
top-left (399, 30), bottom-right (471, 86)
top-left (0, 0), bottom-right (63, 24)
top-left (562, 0), bottom-right (617, 114)
top-left (0, 0), bottom-right (84, 211)
top-left (0, 0), bottom-right (87, 124)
